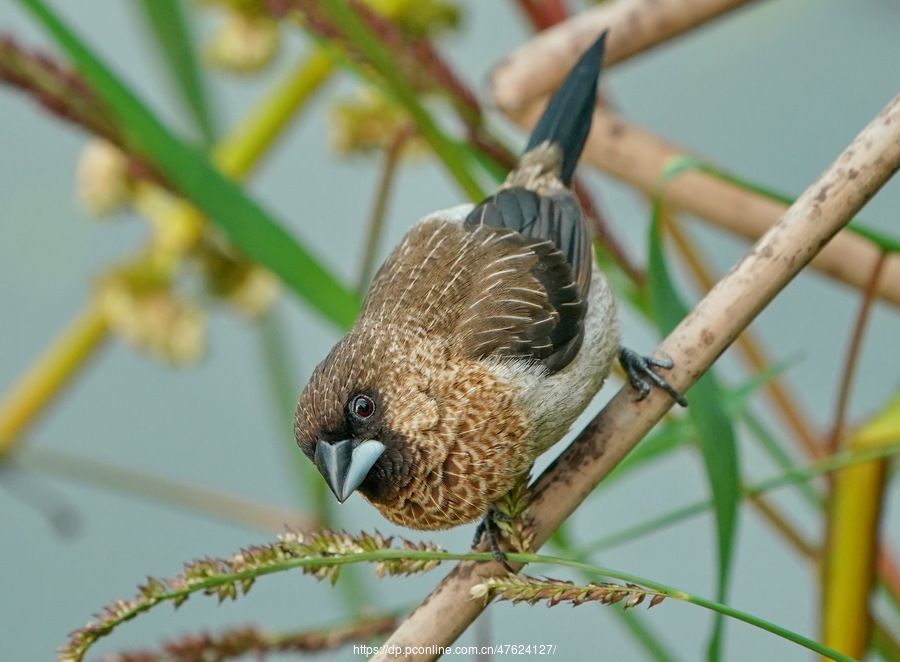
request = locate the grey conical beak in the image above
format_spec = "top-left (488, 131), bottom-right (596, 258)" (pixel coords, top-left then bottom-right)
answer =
top-left (314, 439), bottom-right (386, 503)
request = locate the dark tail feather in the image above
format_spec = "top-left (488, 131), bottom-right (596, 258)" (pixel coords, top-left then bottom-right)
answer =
top-left (524, 31), bottom-right (607, 186)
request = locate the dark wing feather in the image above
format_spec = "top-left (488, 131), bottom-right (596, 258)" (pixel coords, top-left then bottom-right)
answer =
top-left (461, 187), bottom-right (592, 373)
top-left (359, 188), bottom-right (591, 374)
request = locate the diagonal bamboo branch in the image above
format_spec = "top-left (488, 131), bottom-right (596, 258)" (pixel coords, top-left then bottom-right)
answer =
top-left (371, 91), bottom-right (900, 662)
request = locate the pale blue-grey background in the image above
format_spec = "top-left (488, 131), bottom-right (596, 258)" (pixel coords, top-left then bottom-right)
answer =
top-left (1, 1), bottom-right (898, 660)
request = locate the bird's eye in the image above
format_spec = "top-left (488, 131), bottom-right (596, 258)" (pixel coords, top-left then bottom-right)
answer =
top-left (350, 394), bottom-right (376, 420)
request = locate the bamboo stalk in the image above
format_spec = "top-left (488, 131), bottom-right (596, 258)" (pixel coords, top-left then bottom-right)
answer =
top-left (492, 0), bottom-right (761, 116)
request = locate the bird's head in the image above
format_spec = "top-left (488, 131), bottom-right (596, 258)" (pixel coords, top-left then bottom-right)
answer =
top-left (293, 323), bottom-right (437, 506)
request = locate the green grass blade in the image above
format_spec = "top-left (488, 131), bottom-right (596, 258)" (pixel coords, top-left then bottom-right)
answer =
top-left (723, 357), bottom-right (822, 507)
top-left (549, 530), bottom-right (682, 662)
top-left (739, 409), bottom-right (822, 508)
top-left (679, 378), bottom-right (738, 662)
top-left (582, 500), bottom-right (707, 555)
top-left (520, 553), bottom-right (857, 662)
top-left (647, 186), bottom-right (740, 662)
top-left (19, 0), bottom-right (360, 330)
top-left (256, 310), bottom-right (324, 508)
top-left (134, 0), bottom-right (216, 146)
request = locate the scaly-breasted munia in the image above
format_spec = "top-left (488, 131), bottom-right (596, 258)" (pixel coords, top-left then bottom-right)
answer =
top-left (294, 32), bottom-right (685, 542)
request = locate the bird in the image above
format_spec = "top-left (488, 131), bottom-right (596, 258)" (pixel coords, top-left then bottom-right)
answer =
top-left (294, 32), bottom-right (686, 551)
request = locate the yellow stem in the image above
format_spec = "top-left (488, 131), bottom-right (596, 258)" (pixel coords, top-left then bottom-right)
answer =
top-left (0, 302), bottom-right (108, 455)
top-left (821, 394), bottom-right (900, 659)
top-left (214, 49), bottom-right (335, 179)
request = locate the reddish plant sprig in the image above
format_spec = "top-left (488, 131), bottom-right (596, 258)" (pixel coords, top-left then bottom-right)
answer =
top-left (0, 33), bottom-right (168, 189)
top-left (1, 33), bottom-right (120, 144)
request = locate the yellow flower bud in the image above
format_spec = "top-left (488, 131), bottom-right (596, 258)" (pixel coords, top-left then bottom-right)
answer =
top-left (205, 12), bottom-right (279, 74)
top-left (226, 266), bottom-right (280, 319)
top-left (98, 266), bottom-right (206, 365)
top-left (75, 139), bottom-right (130, 217)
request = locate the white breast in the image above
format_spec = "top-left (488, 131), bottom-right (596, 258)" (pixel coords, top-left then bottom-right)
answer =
top-left (485, 264), bottom-right (620, 455)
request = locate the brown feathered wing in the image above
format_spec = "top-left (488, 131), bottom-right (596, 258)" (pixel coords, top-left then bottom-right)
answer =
top-left (362, 187), bottom-right (591, 374)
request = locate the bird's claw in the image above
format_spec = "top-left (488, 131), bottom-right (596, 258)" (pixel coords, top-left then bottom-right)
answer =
top-left (473, 505), bottom-right (514, 571)
top-left (619, 347), bottom-right (688, 407)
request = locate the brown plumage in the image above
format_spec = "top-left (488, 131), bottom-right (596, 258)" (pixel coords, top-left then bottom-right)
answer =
top-left (295, 216), bottom-right (560, 529)
top-left (294, 32), bottom-right (684, 536)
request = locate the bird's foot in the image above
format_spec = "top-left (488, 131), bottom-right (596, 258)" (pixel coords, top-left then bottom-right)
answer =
top-left (473, 504), bottom-right (515, 572)
top-left (619, 347), bottom-right (688, 407)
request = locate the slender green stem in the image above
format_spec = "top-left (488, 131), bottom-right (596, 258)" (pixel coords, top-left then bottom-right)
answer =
top-left (257, 310), bottom-right (333, 519)
top-left (257, 310), bottom-right (372, 613)
top-left (739, 409), bottom-right (821, 507)
top-left (68, 548), bottom-right (858, 662)
top-left (747, 443), bottom-right (900, 498)
top-left (549, 533), bottom-right (681, 662)
top-left (511, 553), bottom-right (857, 662)
top-left (658, 155), bottom-right (900, 254)
top-left (580, 502), bottom-right (707, 555)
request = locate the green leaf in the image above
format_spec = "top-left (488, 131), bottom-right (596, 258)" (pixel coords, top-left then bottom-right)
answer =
top-left (647, 166), bottom-right (740, 662)
top-left (20, 0), bottom-right (360, 330)
top-left (134, 0), bottom-right (216, 146)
